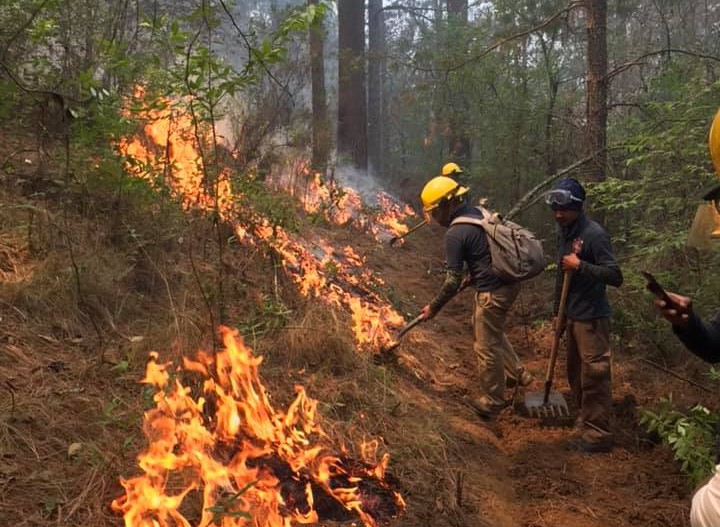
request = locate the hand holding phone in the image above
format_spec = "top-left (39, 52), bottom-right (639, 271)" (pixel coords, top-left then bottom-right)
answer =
top-left (642, 271), bottom-right (693, 328)
top-left (641, 271), bottom-right (675, 307)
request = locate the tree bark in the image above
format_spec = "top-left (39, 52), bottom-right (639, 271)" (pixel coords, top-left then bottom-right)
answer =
top-left (585, 0), bottom-right (608, 184)
top-left (447, 0), bottom-right (468, 21)
top-left (446, 0), bottom-right (470, 164)
top-left (308, 0), bottom-right (330, 175)
top-left (337, 0), bottom-right (368, 170)
top-left (368, 0), bottom-right (385, 179)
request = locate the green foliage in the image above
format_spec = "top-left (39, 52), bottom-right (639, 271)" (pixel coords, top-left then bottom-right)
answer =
top-left (206, 482), bottom-right (256, 525)
top-left (235, 173), bottom-right (300, 232)
top-left (596, 72), bottom-right (720, 255)
top-left (641, 397), bottom-right (718, 486)
top-left (236, 293), bottom-right (292, 339)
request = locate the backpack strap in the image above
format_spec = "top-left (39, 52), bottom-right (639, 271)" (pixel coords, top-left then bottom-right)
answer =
top-left (450, 206), bottom-right (493, 227)
top-left (450, 215), bottom-right (484, 227)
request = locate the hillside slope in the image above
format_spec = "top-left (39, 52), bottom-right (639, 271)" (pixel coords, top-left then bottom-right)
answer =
top-left (0, 126), bottom-right (710, 527)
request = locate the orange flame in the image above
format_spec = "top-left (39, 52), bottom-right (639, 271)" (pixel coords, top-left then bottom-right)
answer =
top-left (268, 161), bottom-right (415, 242)
top-left (112, 328), bottom-right (404, 526)
top-left (118, 90), bottom-right (413, 350)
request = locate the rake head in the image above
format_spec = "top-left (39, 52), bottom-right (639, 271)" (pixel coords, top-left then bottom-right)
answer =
top-left (524, 390), bottom-right (570, 418)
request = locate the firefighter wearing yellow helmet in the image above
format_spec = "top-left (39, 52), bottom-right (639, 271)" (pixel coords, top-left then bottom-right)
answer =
top-left (420, 175), bottom-right (469, 216)
top-left (417, 175), bottom-right (532, 420)
top-left (654, 109), bottom-right (720, 527)
top-left (441, 162), bottom-right (464, 178)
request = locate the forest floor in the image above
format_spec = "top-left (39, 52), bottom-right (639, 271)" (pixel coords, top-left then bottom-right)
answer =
top-left (0, 127), bottom-right (714, 527)
top-left (344, 222), bottom-right (705, 527)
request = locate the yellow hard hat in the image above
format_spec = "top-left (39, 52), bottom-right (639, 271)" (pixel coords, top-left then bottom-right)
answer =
top-left (420, 176), bottom-right (469, 212)
top-left (688, 110), bottom-right (720, 248)
top-left (441, 162), bottom-right (464, 177)
top-left (702, 110), bottom-right (720, 201)
top-left (710, 109), bottom-right (720, 176)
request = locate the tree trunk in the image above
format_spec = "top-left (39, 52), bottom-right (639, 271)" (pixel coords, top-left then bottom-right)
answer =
top-left (308, 0), bottom-right (330, 175)
top-left (585, 0), bottom-right (607, 184)
top-left (337, 0), bottom-right (368, 170)
top-left (447, 0), bottom-right (468, 21)
top-left (368, 0), bottom-right (385, 179)
top-left (446, 0), bottom-right (470, 164)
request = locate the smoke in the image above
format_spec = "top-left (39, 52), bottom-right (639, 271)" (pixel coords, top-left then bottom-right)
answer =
top-left (333, 164), bottom-right (398, 207)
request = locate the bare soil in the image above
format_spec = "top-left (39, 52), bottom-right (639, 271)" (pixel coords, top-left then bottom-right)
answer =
top-left (360, 223), bottom-right (704, 527)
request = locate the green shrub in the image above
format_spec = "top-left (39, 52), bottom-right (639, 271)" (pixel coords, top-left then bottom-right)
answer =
top-left (641, 396), bottom-right (718, 487)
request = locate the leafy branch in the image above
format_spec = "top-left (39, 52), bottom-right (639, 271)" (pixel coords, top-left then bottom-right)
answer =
top-left (641, 397), bottom-right (718, 487)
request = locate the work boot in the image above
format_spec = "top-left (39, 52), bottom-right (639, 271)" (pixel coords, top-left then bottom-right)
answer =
top-left (518, 368), bottom-right (534, 387)
top-left (465, 396), bottom-right (501, 421)
top-left (506, 367), bottom-right (534, 388)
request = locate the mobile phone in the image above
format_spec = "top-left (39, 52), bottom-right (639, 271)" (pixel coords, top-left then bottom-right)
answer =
top-left (641, 271), bottom-right (678, 309)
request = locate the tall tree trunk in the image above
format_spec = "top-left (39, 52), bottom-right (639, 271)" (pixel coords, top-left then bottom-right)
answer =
top-left (447, 0), bottom-right (468, 20)
top-left (585, 0), bottom-right (607, 185)
top-left (368, 0), bottom-right (385, 179)
top-left (539, 32), bottom-right (560, 177)
top-left (308, 0), bottom-right (330, 175)
top-left (446, 0), bottom-right (470, 164)
top-left (337, 0), bottom-right (368, 170)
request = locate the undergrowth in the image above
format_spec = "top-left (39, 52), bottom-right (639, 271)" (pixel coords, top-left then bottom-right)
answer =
top-left (641, 397), bottom-right (719, 487)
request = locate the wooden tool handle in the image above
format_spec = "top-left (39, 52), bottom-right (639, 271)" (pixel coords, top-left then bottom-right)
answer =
top-left (543, 270), bottom-right (572, 403)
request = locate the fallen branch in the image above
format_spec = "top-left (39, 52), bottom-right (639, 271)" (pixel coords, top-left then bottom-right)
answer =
top-left (505, 155), bottom-right (596, 220)
top-left (639, 357), bottom-right (713, 394)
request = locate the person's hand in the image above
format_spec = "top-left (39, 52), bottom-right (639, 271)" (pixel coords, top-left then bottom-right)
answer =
top-left (655, 291), bottom-right (693, 329)
top-left (419, 304), bottom-right (437, 321)
top-left (552, 316), bottom-right (566, 336)
top-left (561, 253), bottom-right (581, 271)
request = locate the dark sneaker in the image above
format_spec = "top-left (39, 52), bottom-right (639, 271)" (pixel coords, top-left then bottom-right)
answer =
top-left (566, 438), bottom-right (613, 454)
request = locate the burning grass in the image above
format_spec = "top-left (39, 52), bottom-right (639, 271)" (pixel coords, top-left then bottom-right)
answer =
top-left (0, 116), bottom-right (488, 527)
top-left (111, 327), bottom-right (405, 527)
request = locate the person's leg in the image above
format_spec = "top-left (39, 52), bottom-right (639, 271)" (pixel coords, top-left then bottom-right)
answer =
top-left (473, 284), bottom-right (520, 413)
top-left (493, 284), bottom-right (530, 386)
top-left (575, 318), bottom-right (613, 445)
top-left (566, 320), bottom-right (582, 409)
top-left (473, 290), bottom-right (507, 414)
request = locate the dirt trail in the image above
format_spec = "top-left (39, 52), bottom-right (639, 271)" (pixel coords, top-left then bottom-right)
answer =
top-left (357, 224), bottom-right (695, 527)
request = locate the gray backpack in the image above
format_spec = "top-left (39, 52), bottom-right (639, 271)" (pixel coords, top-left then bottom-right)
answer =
top-left (450, 207), bottom-right (546, 283)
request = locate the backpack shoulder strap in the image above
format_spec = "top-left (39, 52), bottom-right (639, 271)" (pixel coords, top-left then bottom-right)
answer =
top-left (450, 206), bottom-right (494, 227)
top-left (450, 215), bottom-right (485, 227)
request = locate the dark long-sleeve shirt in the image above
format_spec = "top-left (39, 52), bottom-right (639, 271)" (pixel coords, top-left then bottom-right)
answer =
top-left (428, 205), bottom-right (503, 312)
top-left (673, 310), bottom-right (720, 363)
top-left (553, 213), bottom-right (623, 320)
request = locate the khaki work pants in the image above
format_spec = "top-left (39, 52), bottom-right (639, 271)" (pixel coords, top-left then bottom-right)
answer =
top-left (473, 283), bottom-right (522, 412)
top-left (566, 318), bottom-right (613, 444)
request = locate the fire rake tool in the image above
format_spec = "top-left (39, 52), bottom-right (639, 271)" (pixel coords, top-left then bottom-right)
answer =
top-left (377, 314), bottom-right (425, 357)
top-left (524, 270), bottom-right (571, 418)
top-left (389, 219), bottom-right (428, 246)
top-left (376, 281), bottom-right (471, 360)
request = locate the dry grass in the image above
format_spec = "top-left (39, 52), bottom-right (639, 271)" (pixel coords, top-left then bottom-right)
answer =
top-left (0, 129), bottom-right (467, 527)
